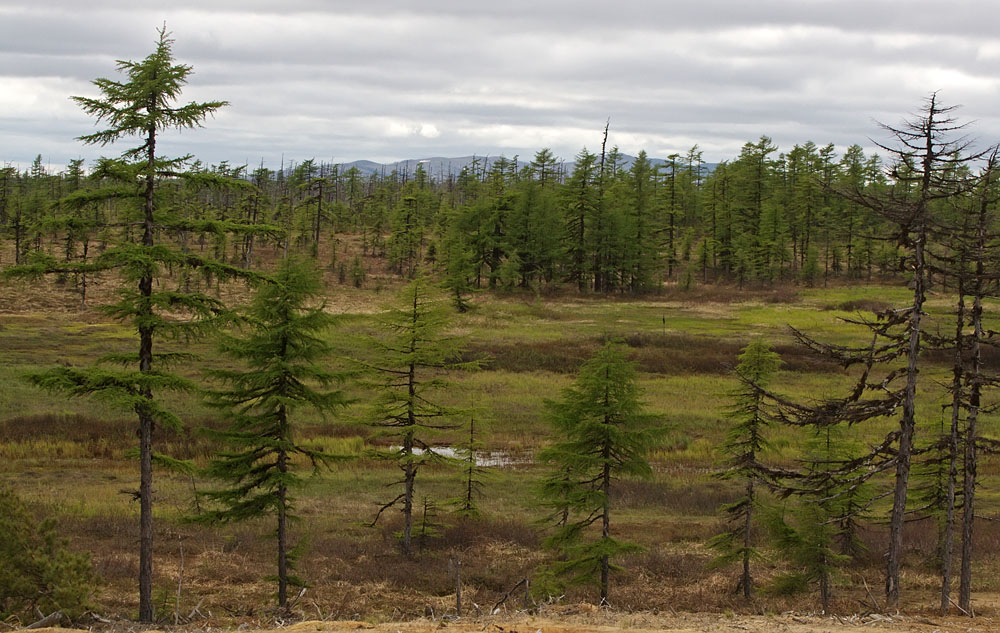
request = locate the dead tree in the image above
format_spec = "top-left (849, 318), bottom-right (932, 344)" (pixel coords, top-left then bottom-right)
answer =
top-left (926, 150), bottom-right (1000, 614)
top-left (835, 94), bottom-right (983, 609)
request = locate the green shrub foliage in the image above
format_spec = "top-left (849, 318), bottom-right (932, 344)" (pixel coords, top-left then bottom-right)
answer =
top-left (0, 486), bottom-right (96, 621)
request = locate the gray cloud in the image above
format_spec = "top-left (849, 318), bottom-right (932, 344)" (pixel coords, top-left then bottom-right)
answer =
top-left (2, 1), bottom-right (999, 170)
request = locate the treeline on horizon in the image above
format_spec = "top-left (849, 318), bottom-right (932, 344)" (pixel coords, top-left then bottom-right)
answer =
top-left (1, 133), bottom-right (899, 294)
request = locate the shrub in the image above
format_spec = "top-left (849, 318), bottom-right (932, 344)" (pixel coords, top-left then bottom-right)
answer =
top-left (0, 485), bottom-right (97, 621)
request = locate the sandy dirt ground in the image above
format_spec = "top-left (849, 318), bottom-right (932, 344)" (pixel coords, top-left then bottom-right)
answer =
top-left (26, 608), bottom-right (1000, 633)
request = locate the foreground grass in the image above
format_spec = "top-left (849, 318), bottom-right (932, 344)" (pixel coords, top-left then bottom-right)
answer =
top-left (3, 276), bottom-right (1000, 622)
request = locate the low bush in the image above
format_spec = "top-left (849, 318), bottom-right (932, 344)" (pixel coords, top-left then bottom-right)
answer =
top-left (0, 484), bottom-right (97, 621)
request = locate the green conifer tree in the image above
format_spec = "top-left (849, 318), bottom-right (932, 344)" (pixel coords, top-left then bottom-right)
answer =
top-left (196, 258), bottom-right (349, 611)
top-left (365, 275), bottom-right (475, 556)
top-left (709, 338), bottom-right (782, 598)
top-left (0, 485), bottom-right (96, 621)
top-left (764, 424), bottom-right (860, 612)
top-left (441, 226), bottom-right (475, 312)
top-left (561, 150), bottom-right (599, 291)
top-left (537, 341), bottom-right (661, 604)
top-left (452, 418), bottom-right (488, 518)
top-left (5, 28), bottom-right (268, 621)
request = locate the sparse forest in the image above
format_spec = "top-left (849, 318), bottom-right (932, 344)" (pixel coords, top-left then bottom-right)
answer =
top-left (5, 29), bottom-right (1000, 631)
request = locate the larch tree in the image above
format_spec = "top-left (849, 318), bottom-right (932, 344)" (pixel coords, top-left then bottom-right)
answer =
top-left (764, 422), bottom-right (865, 612)
top-left (0, 485), bottom-right (97, 622)
top-left (769, 97), bottom-right (993, 613)
top-left (709, 338), bottom-right (782, 599)
top-left (452, 417), bottom-right (488, 518)
top-left (927, 150), bottom-right (1000, 614)
top-left (5, 27), bottom-right (268, 622)
top-left (196, 258), bottom-right (349, 611)
top-left (365, 275), bottom-right (475, 556)
top-left (537, 341), bottom-right (661, 605)
top-left (562, 149), bottom-right (598, 291)
top-left (957, 156), bottom-right (1000, 613)
top-left (441, 222), bottom-right (476, 312)
top-left (837, 94), bottom-right (981, 609)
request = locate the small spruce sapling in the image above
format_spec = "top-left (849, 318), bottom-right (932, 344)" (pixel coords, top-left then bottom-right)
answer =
top-left (0, 485), bottom-right (96, 621)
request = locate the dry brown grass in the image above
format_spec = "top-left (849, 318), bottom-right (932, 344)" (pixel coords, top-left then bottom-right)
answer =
top-left (6, 237), bottom-right (1000, 625)
top-left (466, 332), bottom-right (840, 376)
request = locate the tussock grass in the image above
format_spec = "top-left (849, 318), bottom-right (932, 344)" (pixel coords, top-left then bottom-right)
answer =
top-left (4, 278), bottom-right (1000, 618)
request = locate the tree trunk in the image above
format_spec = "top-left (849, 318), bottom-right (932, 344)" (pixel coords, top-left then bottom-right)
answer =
top-left (820, 553), bottom-right (830, 613)
top-left (79, 239), bottom-right (89, 308)
top-left (13, 206), bottom-right (22, 265)
top-left (959, 306), bottom-right (979, 613)
top-left (137, 114), bottom-right (158, 624)
top-left (941, 281), bottom-right (965, 614)
top-left (454, 555), bottom-right (462, 617)
top-left (137, 396), bottom-right (154, 622)
top-left (959, 212), bottom-right (986, 612)
top-left (402, 431), bottom-right (414, 557)
top-left (277, 449), bottom-right (288, 610)
top-left (885, 236), bottom-right (925, 610)
top-left (600, 443), bottom-right (611, 605)
top-left (402, 316), bottom-right (418, 556)
top-left (742, 479), bottom-right (754, 599)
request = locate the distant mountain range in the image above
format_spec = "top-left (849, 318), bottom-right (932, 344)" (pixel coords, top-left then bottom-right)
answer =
top-left (335, 155), bottom-right (718, 179)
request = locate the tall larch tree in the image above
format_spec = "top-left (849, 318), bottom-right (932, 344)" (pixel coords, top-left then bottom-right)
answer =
top-left (840, 95), bottom-right (979, 609)
top-left (5, 28), bottom-right (267, 622)
top-left (562, 149), bottom-right (599, 291)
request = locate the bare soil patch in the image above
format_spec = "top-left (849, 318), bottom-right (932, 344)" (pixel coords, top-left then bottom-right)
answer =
top-left (27, 607), bottom-right (1000, 633)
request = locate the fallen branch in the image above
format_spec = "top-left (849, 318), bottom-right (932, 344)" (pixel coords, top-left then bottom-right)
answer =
top-left (25, 612), bottom-right (61, 629)
top-left (492, 578), bottom-right (528, 614)
top-left (860, 576), bottom-right (881, 613)
top-left (85, 612), bottom-right (112, 624)
top-left (948, 596), bottom-right (973, 618)
top-left (309, 600), bottom-right (324, 621)
top-left (287, 587), bottom-right (307, 611)
top-left (175, 536), bottom-right (184, 625)
top-left (187, 597), bottom-right (206, 620)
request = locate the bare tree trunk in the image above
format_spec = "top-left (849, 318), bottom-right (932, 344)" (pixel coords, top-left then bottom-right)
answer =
top-left (243, 190), bottom-right (258, 269)
top-left (138, 396), bottom-right (154, 622)
top-left (402, 429), bottom-right (414, 557)
top-left (958, 291), bottom-right (980, 613)
top-left (79, 239), bottom-right (89, 308)
top-left (941, 280), bottom-right (965, 614)
top-left (13, 206), bottom-right (23, 265)
top-left (314, 179), bottom-right (324, 247)
top-left (454, 555), bottom-right (462, 617)
top-left (594, 120), bottom-right (609, 293)
top-left (885, 236), bottom-right (924, 611)
top-left (959, 198), bottom-right (988, 613)
top-left (820, 553), bottom-right (830, 613)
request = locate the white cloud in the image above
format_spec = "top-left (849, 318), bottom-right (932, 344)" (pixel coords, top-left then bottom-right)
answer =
top-left (1, 1), bottom-right (999, 166)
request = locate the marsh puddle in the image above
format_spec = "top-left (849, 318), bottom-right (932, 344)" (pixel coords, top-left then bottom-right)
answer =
top-left (384, 445), bottom-right (532, 468)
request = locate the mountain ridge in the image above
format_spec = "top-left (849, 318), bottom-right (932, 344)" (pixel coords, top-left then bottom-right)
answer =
top-left (334, 154), bottom-right (717, 179)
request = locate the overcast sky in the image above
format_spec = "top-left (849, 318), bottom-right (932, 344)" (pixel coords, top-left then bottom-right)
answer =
top-left (2, 1), bottom-right (999, 171)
